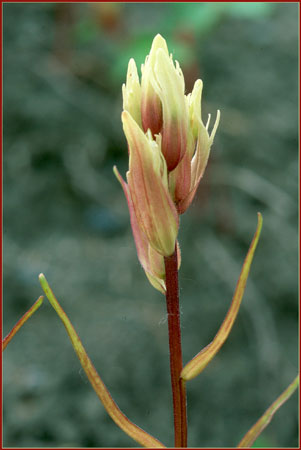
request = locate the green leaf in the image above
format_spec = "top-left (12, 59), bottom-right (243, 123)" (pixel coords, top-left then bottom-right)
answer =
top-left (39, 273), bottom-right (165, 448)
top-left (237, 375), bottom-right (299, 448)
top-left (2, 296), bottom-right (44, 351)
top-left (181, 213), bottom-right (263, 381)
top-left (251, 435), bottom-right (274, 448)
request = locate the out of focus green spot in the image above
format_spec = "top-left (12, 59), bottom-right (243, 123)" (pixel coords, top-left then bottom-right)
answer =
top-left (74, 19), bottom-right (99, 43)
top-left (251, 435), bottom-right (274, 447)
top-left (227, 2), bottom-right (274, 18)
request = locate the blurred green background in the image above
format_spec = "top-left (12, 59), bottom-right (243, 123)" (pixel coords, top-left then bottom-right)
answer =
top-left (3, 2), bottom-right (298, 448)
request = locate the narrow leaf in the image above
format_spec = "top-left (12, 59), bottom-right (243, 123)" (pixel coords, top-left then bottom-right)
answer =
top-left (237, 375), bottom-right (299, 448)
top-left (181, 212), bottom-right (263, 381)
top-left (39, 274), bottom-right (165, 448)
top-left (2, 296), bottom-right (44, 351)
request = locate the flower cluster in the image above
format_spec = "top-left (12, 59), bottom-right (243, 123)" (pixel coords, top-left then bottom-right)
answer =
top-left (114, 34), bottom-right (220, 293)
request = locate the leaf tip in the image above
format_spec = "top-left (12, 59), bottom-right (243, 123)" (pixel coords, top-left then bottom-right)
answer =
top-left (257, 211), bottom-right (263, 226)
top-left (255, 212), bottom-right (263, 242)
top-left (180, 368), bottom-right (191, 381)
top-left (38, 273), bottom-right (49, 293)
top-left (37, 295), bottom-right (44, 304)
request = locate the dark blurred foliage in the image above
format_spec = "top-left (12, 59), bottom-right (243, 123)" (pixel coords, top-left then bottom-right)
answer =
top-left (3, 2), bottom-right (298, 448)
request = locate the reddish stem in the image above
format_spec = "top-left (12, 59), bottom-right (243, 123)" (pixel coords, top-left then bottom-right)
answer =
top-left (164, 248), bottom-right (187, 448)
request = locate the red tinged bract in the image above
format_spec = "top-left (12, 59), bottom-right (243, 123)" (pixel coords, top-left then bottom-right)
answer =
top-left (122, 111), bottom-right (179, 258)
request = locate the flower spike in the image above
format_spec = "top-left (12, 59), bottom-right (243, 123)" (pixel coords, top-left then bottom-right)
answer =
top-left (117, 34), bottom-right (220, 291)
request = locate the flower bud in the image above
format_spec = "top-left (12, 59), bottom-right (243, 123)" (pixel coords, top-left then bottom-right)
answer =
top-left (172, 80), bottom-right (220, 214)
top-left (122, 58), bottom-right (142, 128)
top-left (140, 35), bottom-right (167, 136)
top-left (150, 47), bottom-right (188, 171)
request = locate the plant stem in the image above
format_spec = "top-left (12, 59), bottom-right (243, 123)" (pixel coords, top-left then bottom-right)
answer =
top-left (164, 247), bottom-right (187, 448)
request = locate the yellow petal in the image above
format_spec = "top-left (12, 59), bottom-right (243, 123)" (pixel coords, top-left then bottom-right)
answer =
top-left (188, 79), bottom-right (203, 139)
